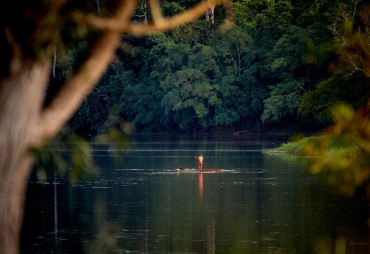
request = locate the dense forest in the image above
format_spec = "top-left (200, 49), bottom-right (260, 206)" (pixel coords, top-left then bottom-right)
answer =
top-left (55, 0), bottom-right (370, 135)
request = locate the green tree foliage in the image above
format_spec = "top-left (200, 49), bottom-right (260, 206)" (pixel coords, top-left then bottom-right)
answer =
top-left (261, 26), bottom-right (307, 122)
top-left (66, 0), bottom-right (369, 134)
top-left (69, 64), bottom-right (136, 135)
top-left (297, 1), bottom-right (370, 118)
top-left (295, 1), bottom-right (370, 198)
top-left (298, 71), bottom-right (370, 122)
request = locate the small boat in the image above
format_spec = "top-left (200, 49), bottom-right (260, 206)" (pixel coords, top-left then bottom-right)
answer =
top-left (176, 168), bottom-right (224, 173)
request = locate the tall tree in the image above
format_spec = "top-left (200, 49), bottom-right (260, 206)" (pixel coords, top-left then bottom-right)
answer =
top-left (0, 0), bottom-right (231, 252)
top-left (261, 26), bottom-right (308, 122)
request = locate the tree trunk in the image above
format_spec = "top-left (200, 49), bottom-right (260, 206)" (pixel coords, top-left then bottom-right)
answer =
top-left (0, 1), bottom-right (228, 252)
top-left (0, 58), bottom-right (50, 253)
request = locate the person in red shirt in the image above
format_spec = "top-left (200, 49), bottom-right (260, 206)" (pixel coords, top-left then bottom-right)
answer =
top-left (197, 154), bottom-right (204, 170)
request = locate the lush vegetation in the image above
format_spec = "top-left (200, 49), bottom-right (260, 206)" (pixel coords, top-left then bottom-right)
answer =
top-left (44, 0), bottom-right (370, 201)
top-left (266, 134), bottom-right (359, 156)
top-left (266, 101), bottom-right (370, 197)
top-left (55, 0), bottom-right (370, 136)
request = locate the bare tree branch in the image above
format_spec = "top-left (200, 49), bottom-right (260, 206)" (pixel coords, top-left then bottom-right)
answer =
top-left (37, 0), bottom-right (232, 144)
top-left (36, 0), bottom-right (137, 145)
top-left (72, 0), bottom-right (232, 36)
top-left (149, 0), bottom-right (164, 26)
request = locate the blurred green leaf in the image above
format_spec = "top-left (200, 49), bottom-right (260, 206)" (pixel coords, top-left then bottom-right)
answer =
top-left (329, 103), bottom-right (354, 123)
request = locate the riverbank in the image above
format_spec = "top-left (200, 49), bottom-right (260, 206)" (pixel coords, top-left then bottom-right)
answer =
top-left (264, 134), bottom-right (359, 157)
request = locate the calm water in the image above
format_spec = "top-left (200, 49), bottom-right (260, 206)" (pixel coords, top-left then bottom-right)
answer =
top-left (21, 135), bottom-right (370, 253)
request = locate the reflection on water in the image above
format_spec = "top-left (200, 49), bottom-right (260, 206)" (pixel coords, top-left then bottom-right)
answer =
top-left (198, 172), bottom-right (203, 198)
top-left (20, 135), bottom-right (370, 253)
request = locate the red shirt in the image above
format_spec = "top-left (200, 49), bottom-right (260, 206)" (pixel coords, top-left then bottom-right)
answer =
top-left (197, 156), bottom-right (203, 165)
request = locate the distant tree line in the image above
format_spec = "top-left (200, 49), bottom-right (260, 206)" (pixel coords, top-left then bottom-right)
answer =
top-left (58, 0), bottom-right (370, 135)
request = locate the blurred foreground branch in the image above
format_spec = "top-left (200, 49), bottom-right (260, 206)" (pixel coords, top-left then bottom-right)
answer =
top-left (71, 0), bottom-right (233, 36)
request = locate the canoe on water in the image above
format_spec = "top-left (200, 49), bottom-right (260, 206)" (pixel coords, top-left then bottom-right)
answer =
top-left (176, 168), bottom-right (224, 173)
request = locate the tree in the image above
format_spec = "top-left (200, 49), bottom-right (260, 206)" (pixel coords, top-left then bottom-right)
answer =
top-left (210, 25), bottom-right (266, 129)
top-left (297, 0), bottom-right (370, 124)
top-left (0, 0), bottom-right (231, 252)
top-left (296, 0), bottom-right (370, 197)
top-left (298, 71), bottom-right (370, 123)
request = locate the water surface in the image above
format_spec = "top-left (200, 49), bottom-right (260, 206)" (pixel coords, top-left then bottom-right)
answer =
top-left (21, 134), bottom-right (370, 253)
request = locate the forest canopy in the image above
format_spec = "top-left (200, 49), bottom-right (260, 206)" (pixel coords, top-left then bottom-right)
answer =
top-left (60, 0), bottom-right (370, 135)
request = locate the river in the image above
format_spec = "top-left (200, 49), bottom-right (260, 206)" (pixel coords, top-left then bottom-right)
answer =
top-left (20, 134), bottom-right (370, 253)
